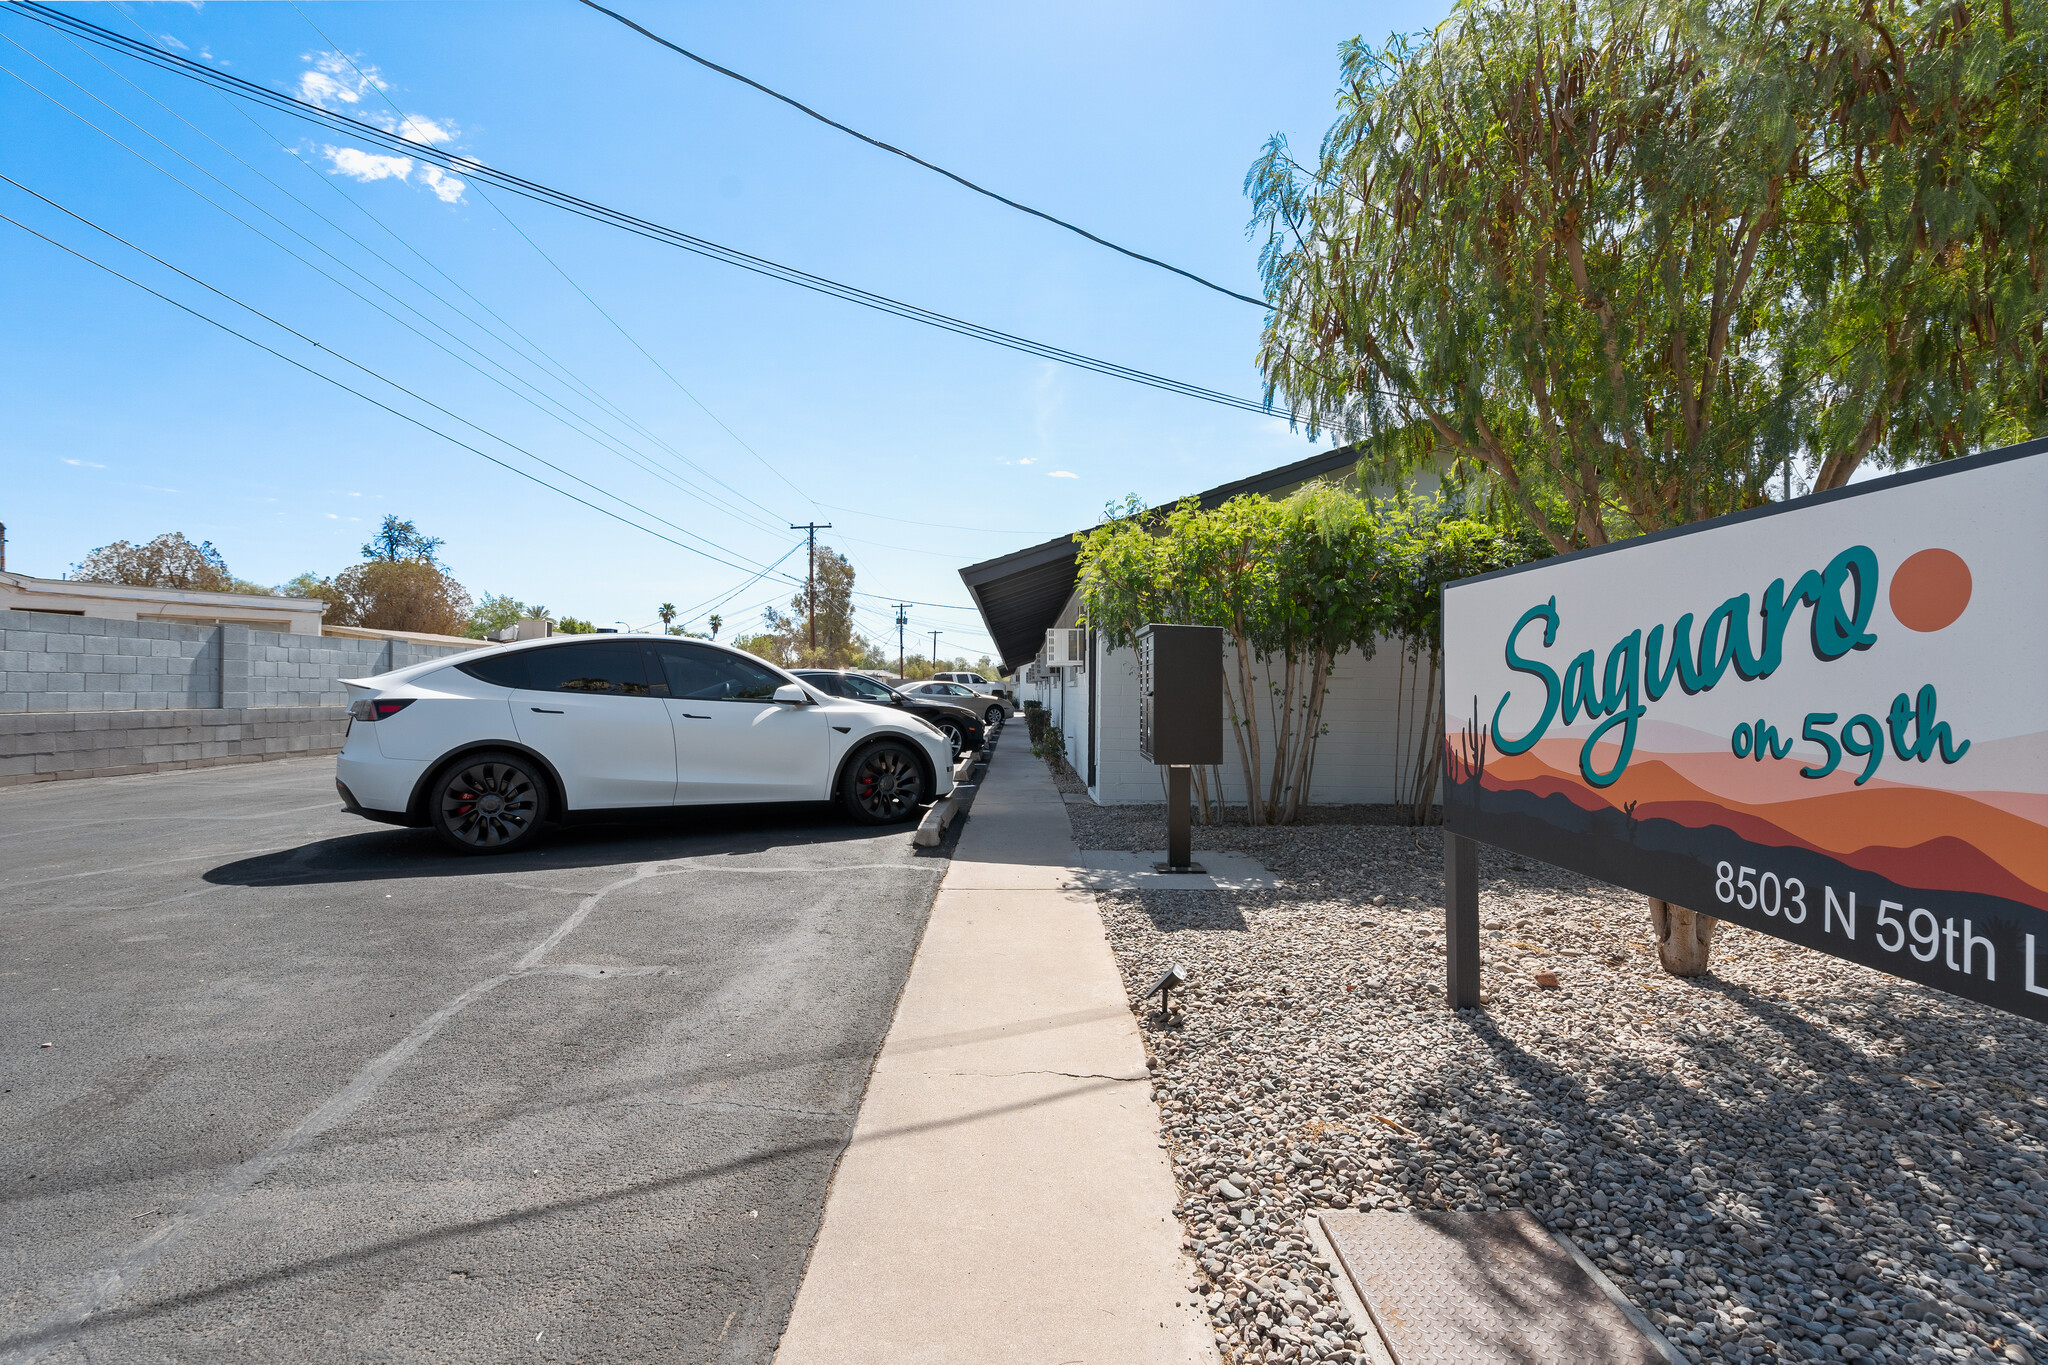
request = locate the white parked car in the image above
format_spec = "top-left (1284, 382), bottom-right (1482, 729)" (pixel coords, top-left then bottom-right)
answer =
top-left (907, 678), bottom-right (1009, 728)
top-left (335, 635), bottom-right (954, 852)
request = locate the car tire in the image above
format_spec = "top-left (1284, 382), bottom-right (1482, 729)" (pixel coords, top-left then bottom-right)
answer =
top-left (840, 740), bottom-right (927, 825)
top-left (428, 750), bottom-right (549, 853)
top-left (984, 703), bottom-right (1006, 728)
top-left (933, 718), bottom-right (966, 760)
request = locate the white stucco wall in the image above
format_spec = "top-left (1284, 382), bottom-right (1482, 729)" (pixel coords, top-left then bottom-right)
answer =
top-left (1035, 632), bottom-right (1437, 809)
top-left (1092, 637), bottom-right (1434, 807)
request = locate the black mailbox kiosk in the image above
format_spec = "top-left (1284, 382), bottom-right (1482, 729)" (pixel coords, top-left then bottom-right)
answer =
top-left (1136, 623), bottom-right (1223, 873)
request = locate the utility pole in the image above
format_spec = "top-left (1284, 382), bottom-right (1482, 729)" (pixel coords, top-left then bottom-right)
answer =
top-left (929, 629), bottom-right (942, 672)
top-left (789, 522), bottom-right (832, 652)
top-left (893, 603), bottom-right (910, 679)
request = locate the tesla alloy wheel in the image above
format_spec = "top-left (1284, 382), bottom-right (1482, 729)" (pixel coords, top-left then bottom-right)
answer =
top-left (934, 718), bottom-right (966, 760)
top-left (841, 741), bottom-right (926, 826)
top-left (430, 751), bottom-right (548, 853)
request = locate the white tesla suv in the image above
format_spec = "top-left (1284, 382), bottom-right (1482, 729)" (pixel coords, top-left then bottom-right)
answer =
top-left (334, 634), bottom-right (954, 852)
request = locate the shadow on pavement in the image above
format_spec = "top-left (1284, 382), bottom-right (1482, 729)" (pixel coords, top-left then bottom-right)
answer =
top-left (203, 802), bottom-right (942, 887)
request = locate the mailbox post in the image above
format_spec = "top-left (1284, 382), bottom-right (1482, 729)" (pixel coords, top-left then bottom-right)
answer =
top-left (1136, 624), bottom-right (1224, 874)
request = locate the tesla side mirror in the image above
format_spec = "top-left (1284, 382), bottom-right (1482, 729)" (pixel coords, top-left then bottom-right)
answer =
top-left (772, 683), bottom-right (809, 704)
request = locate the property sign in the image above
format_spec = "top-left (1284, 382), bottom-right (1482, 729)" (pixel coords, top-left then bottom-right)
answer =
top-left (1441, 440), bottom-right (2048, 1022)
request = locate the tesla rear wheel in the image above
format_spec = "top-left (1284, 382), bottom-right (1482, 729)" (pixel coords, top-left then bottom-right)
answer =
top-left (841, 741), bottom-right (926, 825)
top-left (430, 751), bottom-right (548, 853)
top-left (984, 703), bottom-right (1005, 728)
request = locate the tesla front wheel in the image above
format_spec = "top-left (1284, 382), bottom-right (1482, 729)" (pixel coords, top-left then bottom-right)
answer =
top-left (429, 751), bottom-right (548, 853)
top-left (841, 741), bottom-right (926, 825)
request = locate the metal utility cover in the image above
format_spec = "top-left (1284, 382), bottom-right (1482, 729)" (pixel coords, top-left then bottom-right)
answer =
top-left (1319, 1211), bottom-right (1677, 1365)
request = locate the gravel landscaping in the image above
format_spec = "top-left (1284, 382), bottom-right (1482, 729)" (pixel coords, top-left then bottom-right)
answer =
top-left (1068, 797), bottom-right (2048, 1365)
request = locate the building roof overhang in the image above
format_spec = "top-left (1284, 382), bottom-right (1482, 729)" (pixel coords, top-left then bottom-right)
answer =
top-left (958, 442), bottom-right (1363, 672)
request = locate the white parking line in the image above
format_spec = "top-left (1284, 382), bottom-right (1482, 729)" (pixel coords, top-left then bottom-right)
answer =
top-left (4, 860), bottom-right (668, 1364)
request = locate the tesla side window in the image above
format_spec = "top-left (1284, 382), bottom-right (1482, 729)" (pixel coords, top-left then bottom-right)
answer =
top-left (654, 643), bottom-right (785, 701)
top-left (794, 672), bottom-right (847, 696)
top-left (457, 641), bottom-right (652, 696)
top-left (841, 675), bottom-right (896, 701)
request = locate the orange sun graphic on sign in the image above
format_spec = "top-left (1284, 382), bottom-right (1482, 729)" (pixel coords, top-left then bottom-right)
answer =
top-left (1889, 547), bottom-right (1972, 632)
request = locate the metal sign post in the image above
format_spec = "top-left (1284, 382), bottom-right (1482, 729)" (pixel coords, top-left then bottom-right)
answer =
top-left (1444, 831), bottom-right (1481, 1008)
top-left (1162, 765), bottom-right (1198, 874)
top-left (1137, 623), bottom-right (1224, 876)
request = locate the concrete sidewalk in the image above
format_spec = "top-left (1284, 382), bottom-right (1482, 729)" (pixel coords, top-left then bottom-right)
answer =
top-left (774, 740), bottom-right (1217, 1364)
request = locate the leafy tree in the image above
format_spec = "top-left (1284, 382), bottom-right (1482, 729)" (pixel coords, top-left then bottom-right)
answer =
top-left (555, 615), bottom-right (597, 635)
top-left (467, 593), bottom-right (546, 640)
top-left (1247, 0), bottom-right (2047, 547)
top-left (361, 515), bottom-right (445, 565)
top-left (747, 545), bottom-right (882, 667)
top-left (331, 560), bottom-right (474, 636)
top-left (282, 571), bottom-right (348, 620)
top-left (228, 578), bottom-right (275, 596)
top-left (72, 532), bottom-right (233, 592)
top-left (1077, 483), bottom-right (1392, 825)
top-left (1375, 498), bottom-right (1548, 821)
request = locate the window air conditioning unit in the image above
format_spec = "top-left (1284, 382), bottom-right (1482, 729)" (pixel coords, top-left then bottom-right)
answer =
top-left (1045, 627), bottom-right (1086, 668)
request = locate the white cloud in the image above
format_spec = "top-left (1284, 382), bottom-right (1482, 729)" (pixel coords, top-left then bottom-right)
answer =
top-left (392, 114), bottom-right (457, 146)
top-left (1048, 470), bottom-right (1078, 479)
top-left (61, 457), bottom-right (107, 468)
top-left (297, 51), bottom-right (386, 109)
top-left (325, 146), bottom-right (413, 184)
top-left (1017, 457), bottom-right (1036, 465)
top-left (417, 164), bottom-right (466, 203)
top-left (158, 33), bottom-right (188, 51)
top-left (300, 52), bottom-right (467, 202)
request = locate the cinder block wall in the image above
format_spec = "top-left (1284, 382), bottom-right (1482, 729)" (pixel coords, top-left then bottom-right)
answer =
top-left (0, 610), bottom-right (474, 786)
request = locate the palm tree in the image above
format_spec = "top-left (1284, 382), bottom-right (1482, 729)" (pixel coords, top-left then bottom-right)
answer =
top-left (707, 613), bottom-right (723, 640)
top-left (658, 602), bottom-right (677, 635)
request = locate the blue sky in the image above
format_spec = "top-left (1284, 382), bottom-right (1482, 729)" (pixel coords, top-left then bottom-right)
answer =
top-left (1, 0), bottom-right (1448, 659)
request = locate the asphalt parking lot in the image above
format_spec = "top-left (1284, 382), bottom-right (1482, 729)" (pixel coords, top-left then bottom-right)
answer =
top-left (0, 751), bottom-right (971, 1363)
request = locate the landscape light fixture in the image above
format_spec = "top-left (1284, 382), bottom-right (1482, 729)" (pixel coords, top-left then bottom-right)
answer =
top-left (1143, 964), bottom-right (1188, 1017)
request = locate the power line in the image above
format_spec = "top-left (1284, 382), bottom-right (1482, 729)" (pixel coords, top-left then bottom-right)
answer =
top-left (0, 41), bottom-right (791, 539)
top-left (816, 502), bottom-right (1067, 537)
top-left (573, 0), bottom-right (1267, 309)
top-left (8, 2), bottom-right (1276, 417)
top-left (0, 190), bottom-right (809, 585)
top-left (63, 11), bottom-right (806, 538)
top-left (285, 3), bottom-right (806, 529)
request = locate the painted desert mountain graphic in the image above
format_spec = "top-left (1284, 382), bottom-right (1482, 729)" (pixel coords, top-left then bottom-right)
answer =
top-left (1464, 730), bottom-right (2048, 913)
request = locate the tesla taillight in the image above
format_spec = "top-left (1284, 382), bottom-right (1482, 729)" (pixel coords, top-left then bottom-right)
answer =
top-left (350, 698), bottom-right (416, 721)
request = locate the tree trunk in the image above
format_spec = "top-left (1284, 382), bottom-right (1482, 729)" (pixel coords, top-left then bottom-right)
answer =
top-left (1649, 898), bottom-right (1717, 976)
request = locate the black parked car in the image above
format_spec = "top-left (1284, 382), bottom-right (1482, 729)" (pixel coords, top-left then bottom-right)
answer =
top-left (793, 670), bottom-right (986, 760)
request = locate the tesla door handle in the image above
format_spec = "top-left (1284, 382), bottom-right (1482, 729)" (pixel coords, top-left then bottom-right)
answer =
top-left (529, 707), bottom-right (564, 714)
top-left (681, 713), bottom-right (711, 720)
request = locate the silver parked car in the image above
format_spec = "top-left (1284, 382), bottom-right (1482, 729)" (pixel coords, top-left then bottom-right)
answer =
top-left (904, 679), bottom-right (1008, 729)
